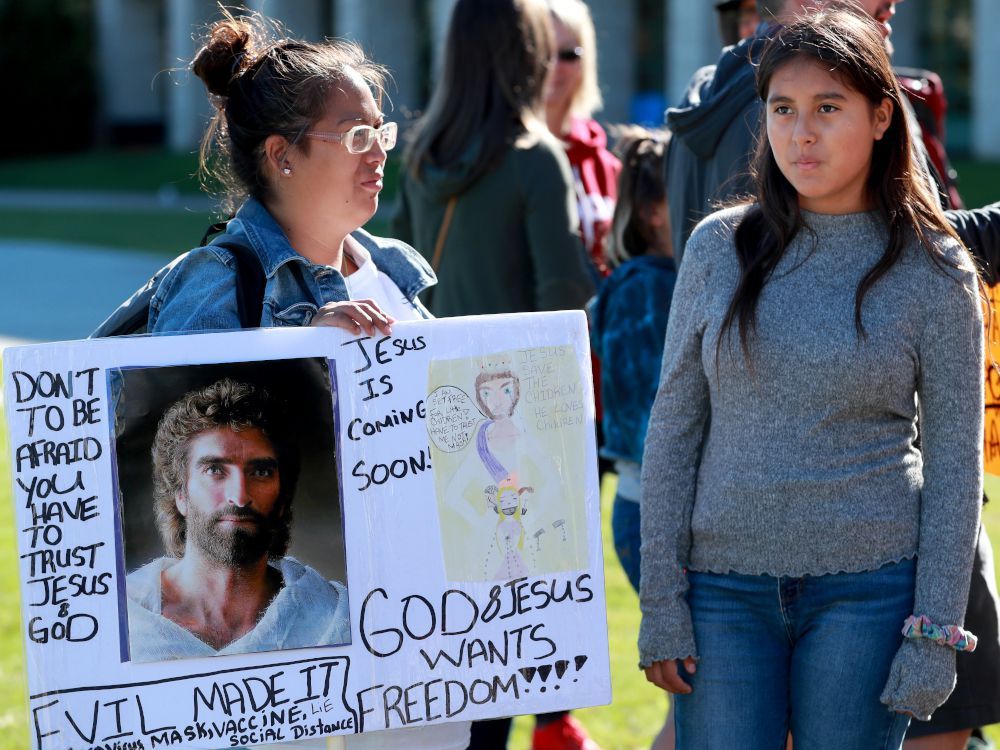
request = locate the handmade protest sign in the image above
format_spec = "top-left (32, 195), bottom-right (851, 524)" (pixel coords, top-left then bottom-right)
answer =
top-left (4, 311), bottom-right (609, 749)
top-left (428, 347), bottom-right (588, 582)
top-left (985, 283), bottom-right (1000, 502)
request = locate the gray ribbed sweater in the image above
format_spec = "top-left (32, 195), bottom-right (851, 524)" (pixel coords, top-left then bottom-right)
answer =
top-left (638, 205), bottom-right (983, 717)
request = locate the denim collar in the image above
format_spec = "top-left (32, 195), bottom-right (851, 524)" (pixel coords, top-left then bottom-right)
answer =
top-left (231, 197), bottom-right (313, 278)
top-left (229, 197), bottom-right (435, 299)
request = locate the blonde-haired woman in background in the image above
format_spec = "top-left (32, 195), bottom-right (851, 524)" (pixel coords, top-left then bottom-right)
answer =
top-left (545, 0), bottom-right (620, 279)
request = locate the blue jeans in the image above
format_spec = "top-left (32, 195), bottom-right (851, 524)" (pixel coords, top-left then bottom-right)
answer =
top-left (612, 493), bottom-right (641, 593)
top-left (675, 559), bottom-right (915, 750)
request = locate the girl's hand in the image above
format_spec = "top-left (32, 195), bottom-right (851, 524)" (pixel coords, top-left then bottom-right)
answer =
top-left (644, 657), bottom-right (697, 694)
top-left (310, 299), bottom-right (394, 336)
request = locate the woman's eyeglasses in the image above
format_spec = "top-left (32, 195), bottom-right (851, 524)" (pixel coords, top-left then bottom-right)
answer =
top-left (557, 46), bottom-right (584, 62)
top-left (303, 121), bottom-right (398, 154)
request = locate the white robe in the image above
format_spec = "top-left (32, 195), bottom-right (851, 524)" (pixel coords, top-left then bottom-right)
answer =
top-left (126, 556), bottom-right (350, 661)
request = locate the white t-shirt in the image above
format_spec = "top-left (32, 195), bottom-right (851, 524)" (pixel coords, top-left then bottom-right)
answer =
top-left (343, 237), bottom-right (425, 324)
top-left (277, 239), bottom-right (470, 750)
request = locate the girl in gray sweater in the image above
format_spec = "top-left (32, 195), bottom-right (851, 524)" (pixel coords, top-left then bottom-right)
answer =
top-left (638, 8), bottom-right (984, 749)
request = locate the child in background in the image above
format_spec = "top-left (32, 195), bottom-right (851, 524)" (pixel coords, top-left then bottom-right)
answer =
top-left (589, 128), bottom-right (674, 594)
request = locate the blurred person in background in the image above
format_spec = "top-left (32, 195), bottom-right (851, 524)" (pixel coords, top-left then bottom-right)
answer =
top-left (544, 0), bottom-right (620, 516)
top-left (545, 0), bottom-right (620, 279)
top-left (714, 0), bottom-right (759, 47)
top-left (393, 3), bottom-right (597, 749)
top-left (392, 0), bottom-right (593, 321)
top-left (589, 128), bottom-right (675, 749)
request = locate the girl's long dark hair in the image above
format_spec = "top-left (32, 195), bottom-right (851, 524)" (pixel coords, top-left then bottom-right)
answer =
top-left (720, 3), bottom-right (964, 364)
top-left (404, 0), bottom-right (553, 189)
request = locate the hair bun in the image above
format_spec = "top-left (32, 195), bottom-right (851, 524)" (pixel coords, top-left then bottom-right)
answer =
top-left (192, 17), bottom-right (258, 98)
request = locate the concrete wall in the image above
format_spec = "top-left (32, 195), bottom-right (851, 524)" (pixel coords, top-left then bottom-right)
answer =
top-left (95, 0), bottom-right (163, 124)
top-left (972, 0), bottom-right (1000, 159)
top-left (665, 0), bottom-right (718, 107)
top-left (337, 0), bottom-right (423, 120)
top-left (589, 0), bottom-right (636, 123)
top-left (94, 0), bottom-right (996, 159)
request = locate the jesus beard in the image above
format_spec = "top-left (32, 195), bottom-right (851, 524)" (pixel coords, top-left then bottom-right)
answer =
top-left (186, 504), bottom-right (288, 567)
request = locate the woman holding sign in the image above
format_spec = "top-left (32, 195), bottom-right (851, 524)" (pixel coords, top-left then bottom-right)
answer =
top-left (638, 7), bottom-right (984, 749)
top-left (144, 13), bottom-right (427, 340)
top-left (119, 10), bottom-right (469, 750)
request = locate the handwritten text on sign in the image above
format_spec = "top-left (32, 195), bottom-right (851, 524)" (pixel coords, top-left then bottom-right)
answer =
top-left (6, 317), bottom-right (609, 749)
top-left (11, 368), bottom-right (108, 647)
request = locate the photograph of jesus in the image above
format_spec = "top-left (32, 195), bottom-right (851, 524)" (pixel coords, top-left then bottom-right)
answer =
top-left (113, 359), bottom-right (350, 663)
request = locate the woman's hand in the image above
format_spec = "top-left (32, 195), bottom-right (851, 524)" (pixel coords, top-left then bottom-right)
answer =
top-left (310, 299), bottom-right (394, 336)
top-left (644, 657), bottom-right (697, 694)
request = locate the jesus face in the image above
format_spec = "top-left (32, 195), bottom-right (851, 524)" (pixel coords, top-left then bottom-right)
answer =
top-left (178, 427), bottom-right (287, 566)
top-left (478, 376), bottom-right (518, 420)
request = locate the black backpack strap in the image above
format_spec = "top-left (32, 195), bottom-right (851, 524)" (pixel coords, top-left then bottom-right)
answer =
top-left (211, 235), bottom-right (267, 329)
top-left (202, 217), bottom-right (267, 328)
top-left (201, 220), bottom-right (231, 246)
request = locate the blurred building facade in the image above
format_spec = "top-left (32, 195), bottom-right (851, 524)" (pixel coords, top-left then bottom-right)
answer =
top-left (94, 0), bottom-right (999, 159)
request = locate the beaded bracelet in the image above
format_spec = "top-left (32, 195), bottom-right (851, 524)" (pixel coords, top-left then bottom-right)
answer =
top-left (902, 615), bottom-right (978, 652)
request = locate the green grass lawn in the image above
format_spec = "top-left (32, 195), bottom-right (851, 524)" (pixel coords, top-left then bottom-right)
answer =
top-left (0, 207), bottom-right (390, 257)
top-left (0, 148), bottom-right (405, 200)
top-left (0, 149), bottom-right (203, 194)
top-left (952, 159), bottom-right (1000, 210)
top-left (0, 412), bottom-right (28, 750)
top-left (0, 207), bottom-right (212, 257)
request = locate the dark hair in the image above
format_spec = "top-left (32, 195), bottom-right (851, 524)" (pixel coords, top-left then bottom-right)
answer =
top-left (404, 0), bottom-right (554, 190)
top-left (192, 11), bottom-right (387, 213)
top-left (151, 378), bottom-right (299, 558)
top-left (474, 369), bottom-right (522, 419)
top-left (607, 127), bottom-right (670, 268)
top-left (720, 4), bottom-right (965, 364)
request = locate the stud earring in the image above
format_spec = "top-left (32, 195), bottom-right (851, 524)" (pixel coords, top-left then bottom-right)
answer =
top-left (282, 165), bottom-right (292, 176)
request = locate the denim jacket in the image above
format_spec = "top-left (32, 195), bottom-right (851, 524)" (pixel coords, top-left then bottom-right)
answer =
top-left (589, 254), bottom-right (677, 465)
top-left (148, 197), bottom-right (435, 333)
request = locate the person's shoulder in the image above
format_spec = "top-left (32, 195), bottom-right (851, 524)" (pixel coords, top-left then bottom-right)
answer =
top-left (611, 256), bottom-right (677, 293)
top-left (353, 228), bottom-right (432, 271)
top-left (679, 204), bottom-right (749, 279)
top-left (509, 128), bottom-right (574, 192)
top-left (512, 127), bottom-right (568, 165)
top-left (159, 243), bottom-right (242, 285)
top-left (352, 228), bottom-right (437, 289)
top-left (688, 204), bottom-right (750, 249)
top-left (932, 233), bottom-right (976, 271)
top-left (921, 231), bottom-right (980, 287)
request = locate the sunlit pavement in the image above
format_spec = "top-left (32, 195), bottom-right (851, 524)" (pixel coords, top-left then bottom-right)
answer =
top-left (0, 240), bottom-right (167, 347)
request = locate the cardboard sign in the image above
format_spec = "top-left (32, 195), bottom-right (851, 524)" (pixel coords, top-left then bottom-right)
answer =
top-left (3, 312), bottom-right (610, 750)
